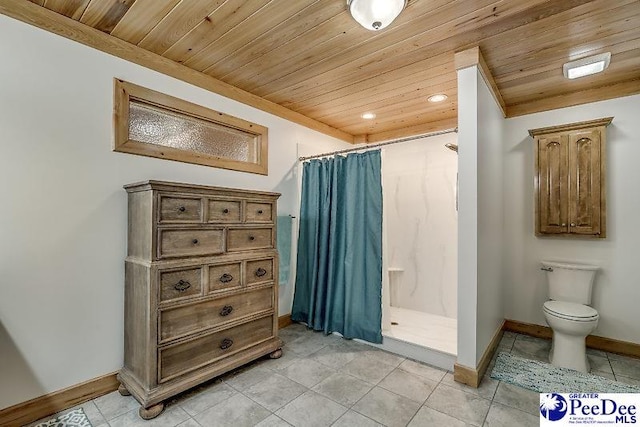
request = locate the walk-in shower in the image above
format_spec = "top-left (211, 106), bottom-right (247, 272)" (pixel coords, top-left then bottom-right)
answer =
top-left (381, 133), bottom-right (458, 368)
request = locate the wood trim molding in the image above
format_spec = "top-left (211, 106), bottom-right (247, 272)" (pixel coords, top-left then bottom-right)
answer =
top-left (454, 321), bottom-right (505, 388)
top-left (0, 0), bottom-right (354, 144)
top-left (454, 46), bottom-right (507, 118)
top-left (358, 116), bottom-right (458, 144)
top-left (2, 315), bottom-right (293, 426)
top-left (528, 117), bottom-right (614, 136)
top-left (453, 362), bottom-right (479, 388)
top-left (507, 78), bottom-right (640, 118)
top-left (476, 321), bottom-right (506, 381)
top-left (504, 319), bottom-right (640, 359)
top-left (113, 79), bottom-right (270, 175)
top-left (0, 372), bottom-right (119, 427)
top-left (278, 314), bottom-right (293, 329)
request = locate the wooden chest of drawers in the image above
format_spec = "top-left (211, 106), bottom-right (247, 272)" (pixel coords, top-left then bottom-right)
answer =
top-left (117, 180), bottom-right (282, 419)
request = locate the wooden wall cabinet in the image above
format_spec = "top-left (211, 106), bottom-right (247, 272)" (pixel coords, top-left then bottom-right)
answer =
top-left (118, 181), bottom-right (282, 419)
top-left (530, 117), bottom-right (612, 238)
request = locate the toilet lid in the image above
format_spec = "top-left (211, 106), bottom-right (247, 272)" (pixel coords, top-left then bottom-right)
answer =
top-left (544, 300), bottom-right (599, 321)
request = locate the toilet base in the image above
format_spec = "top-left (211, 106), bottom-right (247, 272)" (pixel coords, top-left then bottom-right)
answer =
top-left (549, 331), bottom-right (590, 373)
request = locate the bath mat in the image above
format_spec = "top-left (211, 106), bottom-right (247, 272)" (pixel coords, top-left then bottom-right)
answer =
top-left (32, 408), bottom-right (93, 427)
top-left (491, 352), bottom-right (640, 393)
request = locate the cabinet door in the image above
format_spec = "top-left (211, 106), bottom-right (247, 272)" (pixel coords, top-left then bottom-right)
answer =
top-left (537, 134), bottom-right (569, 234)
top-left (568, 129), bottom-right (601, 235)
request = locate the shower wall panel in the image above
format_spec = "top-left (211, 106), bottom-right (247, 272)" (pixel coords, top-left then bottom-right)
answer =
top-left (383, 134), bottom-right (458, 318)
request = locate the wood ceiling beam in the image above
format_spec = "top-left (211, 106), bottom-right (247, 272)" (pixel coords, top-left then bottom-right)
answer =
top-left (455, 46), bottom-right (506, 117)
top-left (0, 0), bottom-right (355, 143)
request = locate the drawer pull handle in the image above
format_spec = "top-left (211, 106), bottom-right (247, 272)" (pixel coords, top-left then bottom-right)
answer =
top-left (178, 206), bottom-right (186, 212)
top-left (223, 208), bottom-right (229, 214)
top-left (255, 268), bottom-right (267, 277)
top-left (249, 236), bottom-right (255, 241)
top-left (192, 239), bottom-right (199, 244)
top-left (220, 338), bottom-right (233, 350)
top-left (174, 280), bottom-right (191, 292)
top-left (219, 273), bottom-right (233, 283)
top-left (220, 305), bottom-right (234, 316)
top-left (257, 210), bottom-right (263, 214)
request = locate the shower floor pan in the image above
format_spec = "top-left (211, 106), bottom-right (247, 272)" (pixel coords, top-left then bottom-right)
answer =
top-left (372, 307), bottom-right (457, 370)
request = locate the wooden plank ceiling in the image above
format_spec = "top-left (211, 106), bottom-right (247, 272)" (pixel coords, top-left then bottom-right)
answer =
top-left (21, 0), bottom-right (640, 142)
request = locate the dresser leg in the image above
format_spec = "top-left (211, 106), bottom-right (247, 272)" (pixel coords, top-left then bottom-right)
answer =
top-left (269, 348), bottom-right (283, 359)
top-left (117, 384), bottom-right (131, 396)
top-left (139, 402), bottom-right (164, 420)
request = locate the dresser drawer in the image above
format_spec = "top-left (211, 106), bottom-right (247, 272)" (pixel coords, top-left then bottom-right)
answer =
top-left (159, 196), bottom-right (202, 223)
top-left (208, 262), bottom-right (241, 293)
top-left (159, 286), bottom-right (274, 342)
top-left (245, 202), bottom-right (273, 223)
top-left (246, 258), bottom-right (274, 286)
top-left (208, 199), bottom-right (241, 223)
top-left (158, 228), bottom-right (224, 258)
top-left (159, 267), bottom-right (202, 303)
top-left (227, 228), bottom-right (273, 252)
top-left (159, 315), bottom-right (273, 382)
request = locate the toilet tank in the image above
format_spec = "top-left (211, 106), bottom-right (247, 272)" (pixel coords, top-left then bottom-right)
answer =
top-left (541, 261), bottom-right (599, 305)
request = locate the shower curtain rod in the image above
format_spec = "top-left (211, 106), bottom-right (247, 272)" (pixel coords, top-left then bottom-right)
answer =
top-left (298, 127), bottom-right (458, 161)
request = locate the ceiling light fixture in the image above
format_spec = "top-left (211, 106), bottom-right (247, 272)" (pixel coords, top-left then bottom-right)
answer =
top-left (347, 0), bottom-right (406, 31)
top-left (361, 112), bottom-right (376, 119)
top-left (563, 52), bottom-right (611, 79)
top-left (427, 94), bottom-right (448, 103)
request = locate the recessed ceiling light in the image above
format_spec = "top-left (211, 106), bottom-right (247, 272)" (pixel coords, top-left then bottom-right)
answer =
top-left (563, 52), bottom-right (611, 79)
top-left (427, 94), bottom-right (448, 103)
top-left (361, 112), bottom-right (376, 119)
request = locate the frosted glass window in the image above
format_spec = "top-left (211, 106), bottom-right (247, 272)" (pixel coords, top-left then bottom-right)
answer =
top-left (129, 101), bottom-right (258, 163)
top-left (113, 79), bottom-right (268, 175)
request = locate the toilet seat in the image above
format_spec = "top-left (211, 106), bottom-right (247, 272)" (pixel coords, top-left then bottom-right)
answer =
top-left (543, 300), bottom-right (599, 322)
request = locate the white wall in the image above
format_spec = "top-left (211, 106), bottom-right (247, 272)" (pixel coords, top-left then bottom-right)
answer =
top-left (503, 94), bottom-right (640, 345)
top-left (475, 72), bottom-right (505, 362)
top-left (457, 66), bottom-right (505, 367)
top-left (0, 15), bottom-right (349, 409)
top-left (456, 67), bottom-right (479, 367)
top-left (382, 133), bottom-right (458, 318)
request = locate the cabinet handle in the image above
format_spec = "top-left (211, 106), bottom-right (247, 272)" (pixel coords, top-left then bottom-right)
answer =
top-left (561, 223), bottom-right (566, 227)
top-left (178, 206), bottom-right (186, 212)
top-left (192, 239), bottom-right (199, 244)
top-left (257, 209), bottom-right (263, 214)
top-left (173, 280), bottom-right (191, 292)
top-left (219, 305), bottom-right (233, 316)
top-left (220, 338), bottom-right (233, 350)
top-left (223, 208), bottom-right (229, 214)
top-left (249, 235), bottom-right (255, 241)
top-left (255, 267), bottom-right (267, 277)
top-left (570, 223), bottom-right (576, 227)
top-left (219, 273), bottom-right (233, 283)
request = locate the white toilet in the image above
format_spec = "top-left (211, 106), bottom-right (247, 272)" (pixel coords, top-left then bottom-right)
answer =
top-left (541, 260), bottom-right (599, 373)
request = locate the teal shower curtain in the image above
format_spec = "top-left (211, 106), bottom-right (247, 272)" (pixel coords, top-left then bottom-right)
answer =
top-left (291, 150), bottom-right (383, 343)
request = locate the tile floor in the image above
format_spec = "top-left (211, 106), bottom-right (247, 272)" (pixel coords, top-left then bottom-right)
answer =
top-left (30, 325), bottom-right (640, 427)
